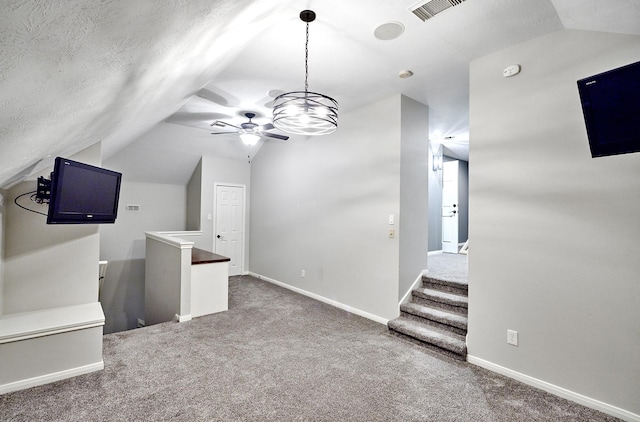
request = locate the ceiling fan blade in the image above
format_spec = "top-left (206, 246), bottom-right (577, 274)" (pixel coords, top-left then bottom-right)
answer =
top-left (211, 120), bottom-right (242, 130)
top-left (210, 132), bottom-right (238, 135)
top-left (263, 132), bottom-right (289, 141)
top-left (260, 123), bottom-right (275, 131)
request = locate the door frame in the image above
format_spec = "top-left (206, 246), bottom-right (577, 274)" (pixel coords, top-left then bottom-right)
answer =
top-left (213, 182), bottom-right (247, 275)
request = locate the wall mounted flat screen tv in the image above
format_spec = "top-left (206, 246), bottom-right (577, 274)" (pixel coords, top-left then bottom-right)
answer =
top-left (577, 60), bottom-right (640, 158)
top-left (47, 157), bottom-right (122, 224)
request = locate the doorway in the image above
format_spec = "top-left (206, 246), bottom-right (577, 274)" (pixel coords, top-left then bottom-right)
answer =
top-left (442, 160), bottom-right (459, 253)
top-left (214, 184), bottom-right (245, 276)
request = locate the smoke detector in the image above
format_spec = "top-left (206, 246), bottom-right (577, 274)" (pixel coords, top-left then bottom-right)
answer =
top-left (399, 70), bottom-right (414, 79)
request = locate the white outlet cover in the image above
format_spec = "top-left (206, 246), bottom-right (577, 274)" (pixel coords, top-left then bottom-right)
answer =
top-left (507, 329), bottom-right (518, 346)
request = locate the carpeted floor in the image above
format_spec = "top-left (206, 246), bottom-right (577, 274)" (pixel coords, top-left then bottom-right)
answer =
top-left (0, 275), bottom-right (618, 421)
top-left (427, 251), bottom-right (468, 284)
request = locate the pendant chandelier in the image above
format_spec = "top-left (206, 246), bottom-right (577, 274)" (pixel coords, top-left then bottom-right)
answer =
top-left (272, 10), bottom-right (338, 136)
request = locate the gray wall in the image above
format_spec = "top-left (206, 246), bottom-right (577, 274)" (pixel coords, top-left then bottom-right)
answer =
top-left (0, 190), bottom-right (5, 315)
top-left (194, 155), bottom-right (251, 266)
top-left (250, 95), bottom-right (428, 321)
top-left (456, 159), bottom-right (468, 243)
top-left (427, 143), bottom-right (443, 251)
top-left (468, 29), bottom-right (640, 415)
top-left (186, 159), bottom-right (202, 231)
top-left (398, 96), bottom-right (429, 298)
top-left (3, 144), bottom-right (101, 314)
top-left (99, 181), bottom-right (186, 333)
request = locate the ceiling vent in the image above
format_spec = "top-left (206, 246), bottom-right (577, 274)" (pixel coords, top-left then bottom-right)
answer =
top-left (410, 0), bottom-right (466, 22)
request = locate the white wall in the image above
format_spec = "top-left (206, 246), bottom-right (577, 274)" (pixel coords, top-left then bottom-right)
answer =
top-left (99, 181), bottom-right (186, 333)
top-left (468, 29), bottom-right (640, 418)
top-left (250, 95), bottom-right (404, 321)
top-left (398, 95), bottom-right (429, 299)
top-left (3, 144), bottom-right (102, 314)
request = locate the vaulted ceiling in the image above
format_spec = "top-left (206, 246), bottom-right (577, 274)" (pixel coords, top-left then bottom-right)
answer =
top-left (1, 0), bottom-right (639, 187)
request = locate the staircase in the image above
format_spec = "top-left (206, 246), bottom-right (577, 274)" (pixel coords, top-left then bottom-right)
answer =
top-left (388, 275), bottom-right (468, 359)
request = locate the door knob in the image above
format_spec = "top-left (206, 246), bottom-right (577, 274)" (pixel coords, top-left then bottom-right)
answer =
top-left (452, 210), bottom-right (457, 214)
top-left (217, 235), bottom-right (221, 239)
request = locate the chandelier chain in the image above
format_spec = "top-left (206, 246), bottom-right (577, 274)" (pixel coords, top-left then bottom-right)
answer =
top-left (304, 21), bottom-right (309, 92)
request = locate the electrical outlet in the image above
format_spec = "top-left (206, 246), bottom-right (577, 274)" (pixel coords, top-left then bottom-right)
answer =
top-left (388, 229), bottom-right (395, 238)
top-left (507, 329), bottom-right (518, 346)
top-left (301, 270), bottom-right (305, 278)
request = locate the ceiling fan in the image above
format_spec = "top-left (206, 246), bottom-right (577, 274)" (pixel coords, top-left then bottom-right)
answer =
top-left (210, 112), bottom-right (289, 146)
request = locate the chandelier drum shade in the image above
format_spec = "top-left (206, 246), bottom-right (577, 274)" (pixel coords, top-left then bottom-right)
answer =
top-left (272, 10), bottom-right (338, 136)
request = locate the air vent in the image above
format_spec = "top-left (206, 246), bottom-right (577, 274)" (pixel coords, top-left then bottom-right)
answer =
top-left (410, 0), bottom-right (466, 22)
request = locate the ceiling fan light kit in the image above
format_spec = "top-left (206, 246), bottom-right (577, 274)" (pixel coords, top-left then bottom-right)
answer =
top-left (272, 10), bottom-right (338, 136)
top-left (210, 112), bottom-right (289, 144)
top-left (239, 133), bottom-right (261, 146)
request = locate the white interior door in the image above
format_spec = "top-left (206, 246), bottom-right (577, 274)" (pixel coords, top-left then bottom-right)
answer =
top-left (442, 160), bottom-right (459, 253)
top-left (215, 184), bottom-right (244, 276)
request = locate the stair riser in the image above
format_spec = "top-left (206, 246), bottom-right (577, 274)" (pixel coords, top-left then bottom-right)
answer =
top-left (422, 280), bottom-right (468, 296)
top-left (412, 295), bottom-right (468, 316)
top-left (387, 327), bottom-right (467, 359)
top-left (400, 311), bottom-right (467, 336)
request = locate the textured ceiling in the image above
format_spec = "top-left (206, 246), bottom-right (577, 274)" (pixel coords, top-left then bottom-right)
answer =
top-left (1, 0), bottom-right (639, 187)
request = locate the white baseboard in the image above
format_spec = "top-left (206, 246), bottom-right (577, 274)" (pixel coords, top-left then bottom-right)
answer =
top-left (174, 314), bottom-right (192, 323)
top-left (467, 355), bottom-right (640, 422)
top-left (248, 272), bottom-right (389, 325)
top-left (0, 361), bottom-right (104, 395)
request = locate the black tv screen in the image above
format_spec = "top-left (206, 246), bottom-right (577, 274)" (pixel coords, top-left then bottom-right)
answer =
top-left (47, 157), bottom-right (122, 224)
top-left (577, 60), bottom-right (640, 158)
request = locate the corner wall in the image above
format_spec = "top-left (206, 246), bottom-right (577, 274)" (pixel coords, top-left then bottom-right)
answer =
top-left (195, 155), bottom-right (251, 265)
top-left (398, 96), bottom-right (429, 299)
top-left (250, 95), bottom-right (411, 321)
top-left (186, 159), bottom-right (202, 231)
top-left (468, 29), bottom-right (640, 418)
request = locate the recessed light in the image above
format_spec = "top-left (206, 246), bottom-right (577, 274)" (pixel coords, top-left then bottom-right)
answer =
top-left (374, 22), bottom-right (405, 40)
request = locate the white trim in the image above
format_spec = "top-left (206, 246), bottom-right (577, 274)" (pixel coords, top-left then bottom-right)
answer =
top-left (158, 230), bottom-right (203, 238)
top-left (248, 272), bottom-right (389, 325)
top-left (174, 313), bottom-right (192, 323)
top-left (0, 362), bottom-right (104, 395)
top-left (399, 272), bottom-right (424, 306)
top-left (467, 355), bottom-right (640, 422)
top-left (0, 303), bottom-right (105, 344)
top-left (145, 231), bottom-right (195, 249)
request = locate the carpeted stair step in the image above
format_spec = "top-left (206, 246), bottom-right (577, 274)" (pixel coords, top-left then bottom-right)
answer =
top-left (422, 276), bottom-right (468, 296)
top-left (400, 302), bottom-right (468, 335)
top-left (412, 288), bottom-right (468, 315)
top-left (388, 317), bottom-right (467, 357)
